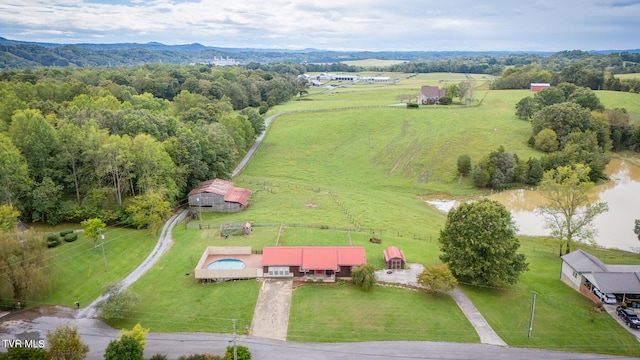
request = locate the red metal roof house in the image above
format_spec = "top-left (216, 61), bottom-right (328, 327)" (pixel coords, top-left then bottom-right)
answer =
top-left (188, 179), bottom-right (251, 212)
top-left (262, 246), bottom-right (366, 281)
top-left (384, 246), bottom-right (406, 270)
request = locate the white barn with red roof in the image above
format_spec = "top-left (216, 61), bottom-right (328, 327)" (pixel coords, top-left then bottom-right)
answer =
top-left (188, 178), bottom-right (251, 212)
top-left (262, 246), bottom-right (366, 281)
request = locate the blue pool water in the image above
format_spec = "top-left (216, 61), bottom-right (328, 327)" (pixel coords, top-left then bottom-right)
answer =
top-left (206, 258), bottom-right (246, 270)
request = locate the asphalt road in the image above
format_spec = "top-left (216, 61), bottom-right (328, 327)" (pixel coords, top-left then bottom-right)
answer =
top-left (2, 309), bottom-right (637, 360)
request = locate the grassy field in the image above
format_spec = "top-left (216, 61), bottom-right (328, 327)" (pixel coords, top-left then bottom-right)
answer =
top-left (33, 226), bottom-right (157, 308)
top-left (34, 76), bottom-right (640, 356)
top-left (287, 285), bottom-right (479, 343)
top-left (613, 73), bottom-right (640, 80)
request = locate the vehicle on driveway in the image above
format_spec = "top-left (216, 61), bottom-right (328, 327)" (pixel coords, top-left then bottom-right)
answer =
top-left (616, 306), bottom-right (640, 329)
top-left (593, 287), bottom-right (617, 305)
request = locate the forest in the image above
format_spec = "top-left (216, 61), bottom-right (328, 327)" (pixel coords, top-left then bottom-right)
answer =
top-left (0, 64), bottom-right (302, 227)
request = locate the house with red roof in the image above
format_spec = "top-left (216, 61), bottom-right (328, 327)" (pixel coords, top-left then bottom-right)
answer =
top-left (262, 246), bottom-right (367, 281)
top-left (384, 246), bottom-right (405, 270)
top-left (188, 179), bottom-right (251, 212)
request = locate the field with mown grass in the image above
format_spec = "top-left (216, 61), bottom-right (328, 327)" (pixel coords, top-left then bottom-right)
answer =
top-left (32, 225), bottom-right (157, 308)
top-left (37, 76), bottom-right (640, 356)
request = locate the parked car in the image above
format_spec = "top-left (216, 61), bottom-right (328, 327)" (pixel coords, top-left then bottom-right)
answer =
top-left (593, 287), bottom-right (617, 304)
top-left (601, 293), bottom-right (617, 305)
top-left (616, 306), bottom-right (640, 329)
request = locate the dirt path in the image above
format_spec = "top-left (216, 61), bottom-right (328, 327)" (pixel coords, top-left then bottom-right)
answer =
top-left (249, 279), bottom-right (293, 341)
top-left (76, 209), bottom-right (188, 319)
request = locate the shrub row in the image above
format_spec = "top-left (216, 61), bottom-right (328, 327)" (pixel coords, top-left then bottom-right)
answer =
top-left (45, 230), bottom-right (77, 248)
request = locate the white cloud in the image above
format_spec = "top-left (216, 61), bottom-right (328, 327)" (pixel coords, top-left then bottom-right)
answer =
top-left (0, 0), bottom-right (638, 51)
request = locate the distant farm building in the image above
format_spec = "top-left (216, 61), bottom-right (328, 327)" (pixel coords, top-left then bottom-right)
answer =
top-left (188, 179), bottom-right (251, 212)
top-left (384, 246), bottom-right (406, 270)
top-left (416, 85), bottom-right (446, 105)
top-left (530, 82), bottom-right (551, 92)
top-left (219, 222), bottom-right (252, 237)
top-left (261, 246), bottom-right (367, 281)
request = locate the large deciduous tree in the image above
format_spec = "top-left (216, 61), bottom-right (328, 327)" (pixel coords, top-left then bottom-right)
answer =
top-left (47, 323), bottom-right (90, 360)
top-left (0, 230), bottom-right (50, 300)
top-left (9, 109), bottom-right (60, 182)
top-left (124, 191), bottom-right (172, 234)
top-left (0, 133), bottom-right (32, 207)
top-left (0, 204), bottom-right (20, 232)
top-left (537, 164), bottom-right (608, 254)
top-left (439, 199), bottom-right (528, 286)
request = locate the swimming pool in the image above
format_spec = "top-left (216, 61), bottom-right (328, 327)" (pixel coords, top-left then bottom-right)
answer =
top-left (205, 258), bottom-right (246, 270)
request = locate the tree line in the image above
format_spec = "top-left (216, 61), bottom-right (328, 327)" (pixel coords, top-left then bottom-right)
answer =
top-left (462, 83), bottom-right (639, 191)
top-left (0, 64), bottom-right (300, 226)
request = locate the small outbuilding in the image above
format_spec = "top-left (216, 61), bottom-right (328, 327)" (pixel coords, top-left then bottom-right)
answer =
top-left (384, 246), bottom-right (406, 270)
top-left (188, 179), bottom-right (251, 213)
top-left (530, 82), bottom-right (551, 92)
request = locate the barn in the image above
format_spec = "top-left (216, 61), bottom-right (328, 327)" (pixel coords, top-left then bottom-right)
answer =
top-left (530, 82), bottom-right (551, 92)
top-left (188, 179), bottom-right (251, 212)
top-left (384, 246), bottom-right (406, 270)
top-left (261, 246), bottom-right (366, 281)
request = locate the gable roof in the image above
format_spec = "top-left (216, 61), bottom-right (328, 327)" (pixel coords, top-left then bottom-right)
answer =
top-left (562, 249), bottom-right (640, 294)
top-left (591, 272), bottom-right (640, 294)
top-left (262, 246), bottom-right (366, 270)
top-left (188, 178), bottom-right (251, 206)
top-left (188, 178), bottom-right (234, 196)
top-left (384, 246), bottom-right (405, 262)
top-left (419, 85), bottom-right (446, 98)
top-left (224, 187), bottom-right (251, 206)
top-left (561, 249), bottom-right (608, 272)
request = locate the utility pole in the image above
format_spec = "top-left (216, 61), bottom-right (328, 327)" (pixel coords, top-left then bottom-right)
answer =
top-left (99, 228), bottom-right (107, 272)
top-left (232, 319), bottom-right (237, 360)
top-left (528, 291), bottom-right (537, 338)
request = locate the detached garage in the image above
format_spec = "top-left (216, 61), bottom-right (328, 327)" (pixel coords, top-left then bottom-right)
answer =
top-left (560, 249), bottom-right (640, 304)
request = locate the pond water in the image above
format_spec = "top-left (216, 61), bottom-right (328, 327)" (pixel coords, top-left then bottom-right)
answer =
top-left (426, 159), bottom-right (640, 252)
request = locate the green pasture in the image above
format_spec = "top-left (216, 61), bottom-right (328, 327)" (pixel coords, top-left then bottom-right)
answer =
top-left (34, 226), bottom-right (157, 308)
top-left (596, 90), bottom-right (640, 123)
top-left (279, 72), bottom-right (495, 112)
top-left (287, 284), bottom-right (479, 343)
top-left (613, 73), bottom-right (640, 80)
top-left (462, 237), bottom-right (640, 356)
top-left (110, 225), bottom-right (260, 333)
top-left (35, 75), bottom-right (640, 356)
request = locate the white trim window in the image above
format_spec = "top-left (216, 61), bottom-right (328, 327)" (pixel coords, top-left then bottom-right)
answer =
top-left (268, 266), bottom-right (290, 276)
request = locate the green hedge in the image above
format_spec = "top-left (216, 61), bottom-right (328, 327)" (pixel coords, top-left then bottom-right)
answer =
top-left (63, 232), bottom-right (78, 242)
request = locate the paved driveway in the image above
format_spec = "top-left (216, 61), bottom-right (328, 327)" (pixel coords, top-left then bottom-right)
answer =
top-left (250, 278), bottom-right (293, 341)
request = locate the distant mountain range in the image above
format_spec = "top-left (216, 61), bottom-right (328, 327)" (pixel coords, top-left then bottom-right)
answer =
top-left (1, 36), bottom-right (639, 70)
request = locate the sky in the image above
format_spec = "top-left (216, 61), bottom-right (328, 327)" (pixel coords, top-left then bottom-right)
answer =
top-left (1, 0), bottom-right (639, 52)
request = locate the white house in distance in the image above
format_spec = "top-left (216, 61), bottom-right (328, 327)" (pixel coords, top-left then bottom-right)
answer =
top-left (560, 249), bottom-right (640, 304)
